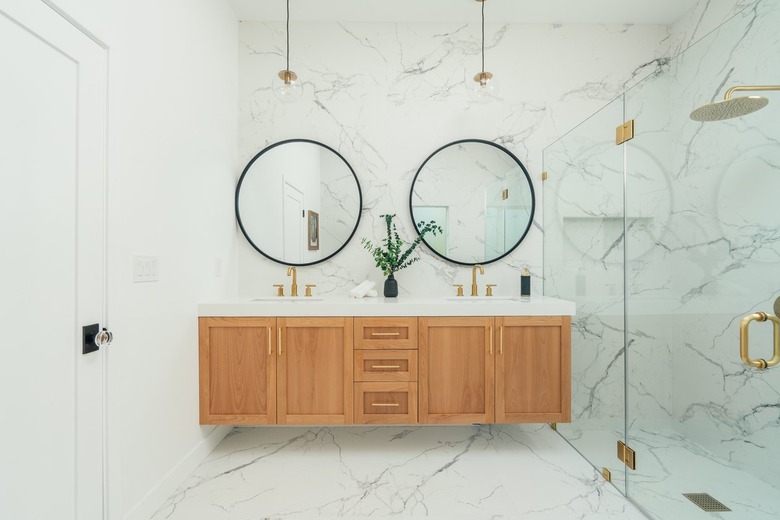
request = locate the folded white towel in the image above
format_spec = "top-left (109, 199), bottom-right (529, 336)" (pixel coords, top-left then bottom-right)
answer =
top-left (365, 289), bottom-right (378, 298)
top-left (349, 280), bottom-right (376, 298)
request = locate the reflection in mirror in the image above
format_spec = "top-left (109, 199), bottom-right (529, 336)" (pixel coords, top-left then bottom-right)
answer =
top-left (236, 139), bottom-right (362, 266)
top-left (410, 140), bottom-right (534, 265)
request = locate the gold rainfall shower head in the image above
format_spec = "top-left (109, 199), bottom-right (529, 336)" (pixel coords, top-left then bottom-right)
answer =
top-left (690, 85), bottom-right (780, 122)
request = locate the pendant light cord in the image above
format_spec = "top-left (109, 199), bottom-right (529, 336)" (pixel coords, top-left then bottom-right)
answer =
top-left (481, 0), bottom-right (485, 74)
top-left (286, 0), bottom-right (290, 71)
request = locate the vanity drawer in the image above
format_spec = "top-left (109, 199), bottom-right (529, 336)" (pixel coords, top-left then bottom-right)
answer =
top-left (354, 350), bottom-right (418, 382)
top-left (354, 317), bottom-right (418, 349)
top-left (354, 382), bottom-right (418, 424)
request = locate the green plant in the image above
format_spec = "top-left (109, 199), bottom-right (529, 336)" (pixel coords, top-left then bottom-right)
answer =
top-left (361, 214), bottom-right (442, 276)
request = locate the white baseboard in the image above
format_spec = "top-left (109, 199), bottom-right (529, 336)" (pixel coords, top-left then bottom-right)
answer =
top-left (121, 425), bottom-right (232, 520)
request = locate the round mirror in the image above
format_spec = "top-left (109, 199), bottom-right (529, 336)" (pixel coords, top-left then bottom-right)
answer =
top-left (409, 139), bottom-right (535, 265)
top-left (236, 139), bottom-right (362, 266)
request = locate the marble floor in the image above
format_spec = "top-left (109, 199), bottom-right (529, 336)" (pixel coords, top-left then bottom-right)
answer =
top-left (151, 424), bottom-right (649, 519)
top-left (559, 426), bottom-right (780, 520)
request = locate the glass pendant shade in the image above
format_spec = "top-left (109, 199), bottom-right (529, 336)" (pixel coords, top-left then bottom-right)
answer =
top-left (468, 70), bottom-right (499, 101)
top-left (272, 69), bottom-right (303, 102)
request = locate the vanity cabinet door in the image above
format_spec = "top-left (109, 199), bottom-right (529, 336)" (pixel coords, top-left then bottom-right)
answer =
top-left (199, 317), bottom-right (277, 425)
top-left (495, 316), bottom-right (571, 423)
top-left (419, 317), bottom-right (495, 424)
top-left (277, 317), bottom-right (354, 425)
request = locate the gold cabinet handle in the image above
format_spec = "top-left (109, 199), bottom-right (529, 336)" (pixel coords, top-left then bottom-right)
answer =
top-left (268, 327), bottom-right (272, 356)
top-left (371, 365), bottom-right (401, 369)
top-left (489, 326), bottom-right (493, 355)
top-left (277, 327), bottom-right (282, 356)
top-left (500, 326), bottom-right (503, 355)
top-left (740, 312), bottom-right (780, 369)
top-left (371, 403), bottom-right (400, 407)
top-left (371, 332), bottom-right (400, 337)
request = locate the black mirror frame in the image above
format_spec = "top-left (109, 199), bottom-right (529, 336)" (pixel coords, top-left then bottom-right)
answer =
top-left (235, 138), bottom-right (363, 267)
top-left (409, 139), bottom-right (535, 266)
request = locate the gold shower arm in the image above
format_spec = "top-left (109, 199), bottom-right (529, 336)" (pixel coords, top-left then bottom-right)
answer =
top-left (724, 85), bottom-right (780, 99)
top-left (739, 312), bottom-right (780, 369)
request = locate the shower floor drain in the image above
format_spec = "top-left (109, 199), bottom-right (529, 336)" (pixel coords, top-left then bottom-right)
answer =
top-left (683, 493), bottom-right (731, 512)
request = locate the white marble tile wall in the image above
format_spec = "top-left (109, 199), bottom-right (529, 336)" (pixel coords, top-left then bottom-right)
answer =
top-left (668, 0), bottom-right (761, 56)
top-left (236, 20), bottom-right (672, 298)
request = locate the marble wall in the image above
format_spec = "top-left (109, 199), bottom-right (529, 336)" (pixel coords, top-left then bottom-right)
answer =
top-left (236, 19), bottom-right (672, 297)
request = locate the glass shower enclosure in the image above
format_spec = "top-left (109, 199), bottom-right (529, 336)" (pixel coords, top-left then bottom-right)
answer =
top-left (543, 3), bottom-right (780, 518)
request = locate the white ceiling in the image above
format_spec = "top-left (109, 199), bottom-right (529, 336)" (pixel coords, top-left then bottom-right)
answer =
top-left (227, 0), bottom-right (700, 25)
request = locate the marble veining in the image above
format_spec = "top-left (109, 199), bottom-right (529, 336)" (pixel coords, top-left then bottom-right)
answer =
top-left (150, 425), bottom-right (649, 520)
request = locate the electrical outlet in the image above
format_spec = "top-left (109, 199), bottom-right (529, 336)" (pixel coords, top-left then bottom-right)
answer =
top-left (132, 255), bottom-right (159, 283)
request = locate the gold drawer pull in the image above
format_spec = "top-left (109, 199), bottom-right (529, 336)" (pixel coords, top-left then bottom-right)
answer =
top-left (371, 365), bottom-right (401, 369)
top-left (371, 403), bottom-right (400, 407)
top-left (371, 332), bottom-right (401, 337)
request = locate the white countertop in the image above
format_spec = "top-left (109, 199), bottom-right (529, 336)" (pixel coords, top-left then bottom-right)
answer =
top-left (198, 295), bottom-right (575, 317)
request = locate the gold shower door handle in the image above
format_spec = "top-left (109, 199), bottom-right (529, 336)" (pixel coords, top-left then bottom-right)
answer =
top-left (739, 312), bottom-right (780, 369)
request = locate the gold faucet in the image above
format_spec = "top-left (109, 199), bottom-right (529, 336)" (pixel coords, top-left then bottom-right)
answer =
top-left (471, 264), bottom-right (484, 296)
top-left (287, 266), bottom-right (298, 297)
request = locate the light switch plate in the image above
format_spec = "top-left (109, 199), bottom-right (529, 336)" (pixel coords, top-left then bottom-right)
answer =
top-left (132, 255), bottom-right (159, 283)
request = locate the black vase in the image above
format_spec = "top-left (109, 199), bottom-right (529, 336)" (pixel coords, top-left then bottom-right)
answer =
top-left (383, 274), bottom-right (398, 297)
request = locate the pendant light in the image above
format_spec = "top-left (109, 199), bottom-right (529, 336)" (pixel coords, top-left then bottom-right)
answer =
top-left (272, 0), bottom-right (303, 102)
top-left (468, 0), bottom-right (499, 100)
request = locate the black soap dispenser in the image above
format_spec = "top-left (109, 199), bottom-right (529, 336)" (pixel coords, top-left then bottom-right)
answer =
top-left (520, 266), bottom-right (531, 300)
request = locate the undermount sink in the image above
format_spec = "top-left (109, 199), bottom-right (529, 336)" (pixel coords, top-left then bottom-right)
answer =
top-left (445, 296), bottom-right (518, 302)
top-left (251, 297), bottom-right (324, 302)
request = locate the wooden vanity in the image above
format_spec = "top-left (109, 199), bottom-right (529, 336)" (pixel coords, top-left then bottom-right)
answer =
top-left (198, 297), bottom-right (573, 426)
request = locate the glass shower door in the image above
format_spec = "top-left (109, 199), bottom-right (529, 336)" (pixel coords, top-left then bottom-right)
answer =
top-left (625, 4), bottom-right (780, 518)
top-left (543, 95), bottom-right (627, 494)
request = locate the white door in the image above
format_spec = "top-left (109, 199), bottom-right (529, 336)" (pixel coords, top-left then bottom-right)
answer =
top-left (283, 181), bottom-right (304, 263)
top-left (0, 1), bottom-right (107, 519)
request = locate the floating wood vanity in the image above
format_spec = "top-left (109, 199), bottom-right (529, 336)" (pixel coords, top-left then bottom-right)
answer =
top-left (198, 297), bottom-right (574, 426)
